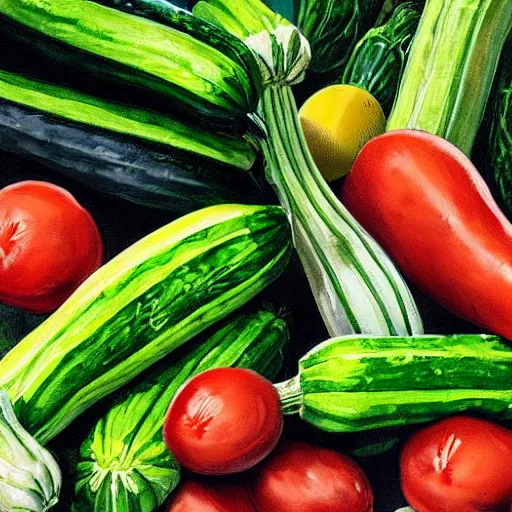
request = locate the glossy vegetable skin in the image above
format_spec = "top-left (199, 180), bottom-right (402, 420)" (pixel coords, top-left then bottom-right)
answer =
top-left (0, 181), bottom-right (103, 313)
top-left (277, 334), bottom-right (512, 432)
top-left (74, 310), bottom-right (288, 512)
top-left (0, 0), bottom-right (260, 132)
top-left (0, 204), bottom-right (291, 444)
top-left (0, 100), bottom-right (263, 213)
top-left (249, 441), bottom-right (374, 512)
top-left (164, 368), bottom-right (283, 475)
top-left (341, 129), bottom-right (512, 339)
top-left (168, 480), bottom-right (255, 512)
top-left (400, 416), bottom-right (512, 512)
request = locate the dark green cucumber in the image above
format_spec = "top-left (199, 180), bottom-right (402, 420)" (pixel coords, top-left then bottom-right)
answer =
top-left (0, 204), bottom-right (292, 444)
top-left (0, 100), bottom-right (265, 212)
top-left (341, 1), bottom-right (421, 116)
top-left (277, 334), bottom-right (512, 432)
top-left (0, 0), bottom-right (260, 132)
top-left (73, 309), bottom-right (288, 512)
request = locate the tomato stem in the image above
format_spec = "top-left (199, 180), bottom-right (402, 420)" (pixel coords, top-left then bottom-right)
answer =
top-left (275, 375), bottom-right (302, 414)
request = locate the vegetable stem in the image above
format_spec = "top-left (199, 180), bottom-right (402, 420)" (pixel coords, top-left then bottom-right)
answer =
top-left (275, 375), bottom-right (302, 415)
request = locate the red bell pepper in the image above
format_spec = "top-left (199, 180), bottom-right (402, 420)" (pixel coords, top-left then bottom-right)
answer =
top-left (341, 129), bottom-right (512, 339)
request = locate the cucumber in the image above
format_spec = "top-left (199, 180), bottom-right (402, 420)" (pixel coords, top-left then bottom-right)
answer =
top-left (277, 334), bottom-right (512, 432)
top-left (0, 0), bottom-right (260, 132)
top-left (73, 310), bottom-right (288, 512)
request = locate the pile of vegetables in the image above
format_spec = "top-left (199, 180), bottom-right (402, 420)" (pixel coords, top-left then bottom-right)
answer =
top-left (0, 0), bottom-right (512, 510)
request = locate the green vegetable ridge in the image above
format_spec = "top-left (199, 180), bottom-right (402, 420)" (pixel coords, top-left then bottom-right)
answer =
top-left (387, 0), bottom-right (512, 155)
top-left (277, 334), bottom-right (512, 432)
top-left (73, 310), bottom-right (288, 511)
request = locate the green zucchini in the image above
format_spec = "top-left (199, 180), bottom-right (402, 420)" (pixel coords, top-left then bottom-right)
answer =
top-left (0, 70), bottom-right (255, 170)
top-left (277, 334), bottom-right (512, 433)
top-left (387, 0), bottom-right (512, 155)
top-left (341, 1), bottom-right (421, 116)
top-left (73, 309), bottom-right (288, 512)
top-left (483, 34), bottom-right (512, 218)
top-left (296, 0), bottom-right (385, 75)
top-left (0, 95), bottom-right (264, 213)
top-left (0, 0), bottom-right (260, 132)
top-left (0, 204), bottom-right (291, 510)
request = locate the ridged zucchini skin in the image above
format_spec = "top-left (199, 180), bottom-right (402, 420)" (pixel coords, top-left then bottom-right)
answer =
top-left (341, 1), bottom-right (421, 116)
top-left (0, 100), bottom-right (264, 213)
top-left (278, 334), bottom-right (512, 432)
top-left (73, 310), bottom-right (288, 512)
top-left (0, 0), bottom-right (260, 132)
top-left (0, 204), bottom-right (292, 445)
top-left (387, 0), bottom-right (512, 155)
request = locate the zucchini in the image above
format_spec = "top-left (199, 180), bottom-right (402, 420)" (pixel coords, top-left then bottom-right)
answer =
top-left (386, 0), bottom-right (512, 155)
top-left (0, 0), bottom-right (260, 132)
top-left (194, 0), bottom-right (424, 337)
top-left (0, 204), bottom-right (291, 510)
top-left (296, 0), bottom-right (385, 75)
top-left (73, 310), bottom-right (288, 512)
top-left (0, 70), bottom-right (255, 170)
top-left (0, 98), bottom-right (263, 213)
top-left (483, 34), bottom-right (512, 218)
top-left (341, 1), bottom-right (421, 116)
top-left (277, 334), bottom-right (512, 432)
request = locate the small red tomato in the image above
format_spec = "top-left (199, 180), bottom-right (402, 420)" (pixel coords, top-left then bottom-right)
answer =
top-left (0, 181), bottom-right (103, 313)
top-left (249, 440), bottom-right (374, 512)
top-left (163, 367), bottom-right (283, 475)
top-left (167, 480), bottom-right (255, 512)
top-left (400, 416), bottom-right (512, 512)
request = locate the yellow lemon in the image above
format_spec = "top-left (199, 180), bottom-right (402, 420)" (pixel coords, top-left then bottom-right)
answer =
top-left (299, 84), bottom-right (386, 182)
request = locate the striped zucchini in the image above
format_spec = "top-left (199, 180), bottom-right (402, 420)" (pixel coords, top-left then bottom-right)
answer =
top-left (0, 0), bottom-right (260, 132)
top-left (387, 0), bottom-right (512, 155)
top-left (277, 334), bottom-right (512, 432)
top-left (195, 0), bottom-right (424, 338)
top-left (0, 204), bottom-right (291, 510)
top-left (73, 310), bottom-right (288, 512)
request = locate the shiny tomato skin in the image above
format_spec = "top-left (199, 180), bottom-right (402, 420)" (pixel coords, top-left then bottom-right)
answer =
top-left (341, 130), bottom-right (512, 339)
top-left (0, 181), bottom-right (103, 313)
top-left (249, 441), bottom-right (374, 512)
top-left (400, 416), bottom-right (512, 512)
top-left (167, 480), bottom-right (255, 512)
top-left (163, 367), bottom-right (283, 475)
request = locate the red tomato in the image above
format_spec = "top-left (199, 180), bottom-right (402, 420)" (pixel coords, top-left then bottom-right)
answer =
top-left (0, 181), bottom-right (103, 313)
top-left (341, 129), bottom-right (512, 339)
top-left (168, 480), bottom-right (255, 512)
top-left (249, 440), bottom-right (374, 512)
top-left (400, 416), bottom-right (512, 512)
top-left (163, 367), bottom-right (283, 475)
